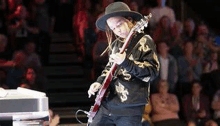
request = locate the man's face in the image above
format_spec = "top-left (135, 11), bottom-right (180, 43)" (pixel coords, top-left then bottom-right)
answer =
top-left (197, 25), bottom-right (209, 36)
top-left (184, 20), bottom-right (195, 33)
top-left (130, 2), bottom-right (138, 11)
top-left (25, 42), bottom-right (35, 54)
top-left (26, 68), bottom-right (36, 81)
top-left (14, 52), bottom-right (26, 67)
top-left (161, 17), bottom-right (170, 30)
top-left (172, 21), bottom-right (183, 35)
top-left (107, 16), bottom-right (131, 39)
top-left (211, 52), bottom-right (218, 61)
top-left (192, 83), bottom-right (202, 95)
top-left (158, 42), bottom-right (169, 55)
top-left (184, 42), bottom-right (193, 54)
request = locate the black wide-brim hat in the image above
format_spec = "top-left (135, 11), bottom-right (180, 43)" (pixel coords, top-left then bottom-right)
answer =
top-left (96, 2), bottom-right (143, 31)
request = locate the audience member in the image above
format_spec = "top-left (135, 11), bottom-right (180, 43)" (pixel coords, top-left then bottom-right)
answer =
top-left (194, 23), bottom-right (210, 61)
top-left (7, 0), bottom-right (23, 13)
top-left (43, 109), bottom-right (60, 126)
top-left (203, 51), bottom-right (218, 73)
top-left (6, 50), bottom-right (26, 89)
top-left (194, 35), bottom-right (207, 62)
top-left (8, 5), bottom-right (39, 50)
top-left (187, 121), bottom-right (196, 126)
top-left (204, 120), bottom-right (218, 126)
top-left (169, 21), bottom-right (184, 59)
top-left (201, 67), bottom-right (220, 101)
top-left (149, 0), bottom-right (176, 30)
top-left (153, 16), bottom-right (172, 43)
top-left (182, 18), bottom-right (196, 41)
top-left (171, 21), bottom-right (184, 45)
top-left (140, 5), bottom-right (151, 16)
top-left (20, 67), bottom-right (45, 92)
top-left (183, 80), bottom-right (211, 126)
top-left (194, 27), bottom-right (220, 61)
top-left (196, 23), bottom-right (209, 38)
top-left (91, 36), bottom-right (108, 80)
top-left (129, 1), bottom-right (138, 11)
top-left (0, 34), bottom-right (15, 67)
top-left (13, 41), bottom-right (42, 68)
top-left (73, 0), bottom-right (97, 64)
top-left (151, 80), bottom-right (183, 126)
top-left (212, 89), bottom-right (220, 126)
top-left (152, 41), bottom-right (178, 93)
top-left (32, 0), bottom-right (52, 66)
top-left (177, 41), bottom-right (202, 96)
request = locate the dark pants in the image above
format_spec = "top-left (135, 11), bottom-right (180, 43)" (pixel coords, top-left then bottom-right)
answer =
top-left (88, 105), bottom-right (142, 126)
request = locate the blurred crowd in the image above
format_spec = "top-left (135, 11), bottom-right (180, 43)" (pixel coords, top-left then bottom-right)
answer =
top-left (0, 0), bottom-right (220, 126)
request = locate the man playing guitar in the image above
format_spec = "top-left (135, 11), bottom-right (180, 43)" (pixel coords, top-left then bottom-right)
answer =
top-left (87, 2), bottom-right (160, 126)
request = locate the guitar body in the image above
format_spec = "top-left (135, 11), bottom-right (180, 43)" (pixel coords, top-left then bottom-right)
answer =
top-left (87, 63), bottom-right (117, 123)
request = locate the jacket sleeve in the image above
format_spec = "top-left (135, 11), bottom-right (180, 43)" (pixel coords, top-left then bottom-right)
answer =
top-left (120, 35), bottom-right (160, 82)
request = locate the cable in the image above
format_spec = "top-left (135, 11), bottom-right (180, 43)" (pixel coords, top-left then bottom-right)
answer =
top-left (75, 109), bottom-right (89, 125)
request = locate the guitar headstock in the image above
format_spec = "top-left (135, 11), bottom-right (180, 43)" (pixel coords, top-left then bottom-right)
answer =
top-left (133, 13), bottom-right (152, 33)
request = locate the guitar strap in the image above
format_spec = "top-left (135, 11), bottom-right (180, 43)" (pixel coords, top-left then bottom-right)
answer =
top-left (113, 32), bottom-right (145, 77)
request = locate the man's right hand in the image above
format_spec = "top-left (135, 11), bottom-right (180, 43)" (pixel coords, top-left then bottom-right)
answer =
top-left (88, 82), bottom-right (101, 98)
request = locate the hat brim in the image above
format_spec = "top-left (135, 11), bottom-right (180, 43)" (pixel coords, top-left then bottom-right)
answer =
top-left (96, 11), bottom-right (143, 31)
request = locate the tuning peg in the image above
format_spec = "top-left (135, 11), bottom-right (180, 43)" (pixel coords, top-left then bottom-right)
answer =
top-left (144, 23), bottom-right (148, 27)
top-left (144, 16), bottom-right (148, 20)
top-left (149, 13), bottom-right (152, 18)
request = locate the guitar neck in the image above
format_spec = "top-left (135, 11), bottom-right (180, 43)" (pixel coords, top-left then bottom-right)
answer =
top-left (119, 30), bottom-right (135, 54)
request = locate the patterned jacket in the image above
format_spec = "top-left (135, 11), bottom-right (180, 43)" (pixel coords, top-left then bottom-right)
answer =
top-left (96, 33), bottom-right (160, 115)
